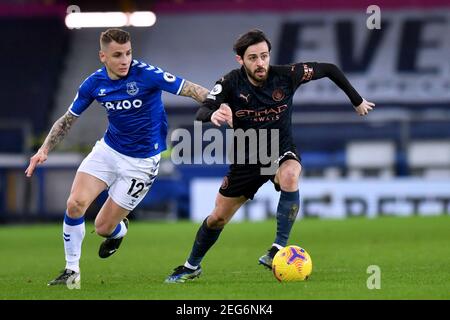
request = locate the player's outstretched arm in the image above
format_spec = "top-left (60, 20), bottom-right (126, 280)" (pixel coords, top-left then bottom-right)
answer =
top-left (309, 62), bottom-right (375, 116)
top-left (25, 111), bottom-right (78, 177)
top-left (179, 80), bottom-right (210, 104)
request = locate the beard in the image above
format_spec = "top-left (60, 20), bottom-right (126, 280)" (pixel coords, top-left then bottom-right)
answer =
top-left (243, 64), bottom-right (268, 85)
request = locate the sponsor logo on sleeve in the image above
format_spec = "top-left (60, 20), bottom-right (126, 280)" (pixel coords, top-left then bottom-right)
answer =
top-left (210, 84), bottom-right (222, 95)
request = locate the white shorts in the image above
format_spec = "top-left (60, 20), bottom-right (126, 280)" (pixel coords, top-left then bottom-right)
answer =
top-left (78, 139), bottom-right (160, 211)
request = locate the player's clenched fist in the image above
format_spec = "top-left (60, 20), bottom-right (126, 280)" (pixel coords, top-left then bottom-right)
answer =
top-left (211, 104), bottom-right (233, 127)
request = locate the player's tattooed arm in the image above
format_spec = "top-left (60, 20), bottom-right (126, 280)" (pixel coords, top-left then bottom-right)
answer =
top-left (179, 80), bottom-right (209, 104)
top-left (40, 111), bottom-right (78, 154)
top-left (25, 111), bottom-right (78, 177)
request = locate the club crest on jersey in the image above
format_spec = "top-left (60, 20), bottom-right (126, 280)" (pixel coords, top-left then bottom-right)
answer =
top-left (272, 88), bottom-right (285, 102)
top-left (126, 82), bottom-right (139, 96)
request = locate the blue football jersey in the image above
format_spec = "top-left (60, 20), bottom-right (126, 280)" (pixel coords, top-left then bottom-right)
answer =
top-left (69, 59), bottom-right (185, 158)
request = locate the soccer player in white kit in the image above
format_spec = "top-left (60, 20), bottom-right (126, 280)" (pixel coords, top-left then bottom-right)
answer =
top-left (25, 28), bottom-right (210, 286)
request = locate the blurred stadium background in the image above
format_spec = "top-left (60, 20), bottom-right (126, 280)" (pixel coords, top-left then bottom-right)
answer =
top-left (1, 0), bottom-right (450, 224)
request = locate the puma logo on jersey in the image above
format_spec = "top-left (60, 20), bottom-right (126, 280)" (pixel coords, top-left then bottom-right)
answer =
top-left (239, 93), bottom-right (251, 103)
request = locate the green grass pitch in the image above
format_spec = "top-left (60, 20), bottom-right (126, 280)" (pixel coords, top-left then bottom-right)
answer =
top-left (0, 215), bottom-right (449, 300)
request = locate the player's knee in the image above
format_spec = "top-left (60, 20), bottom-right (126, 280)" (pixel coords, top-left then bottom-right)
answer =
top-left (279, 167), bottom-right (300, 190)
top-left (66, 197), bottom-right (88, 217)
top-left (207, 214), bottom-right (229, 229)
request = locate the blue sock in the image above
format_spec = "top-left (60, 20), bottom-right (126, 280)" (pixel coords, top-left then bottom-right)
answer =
top-left (63, 211), bottom-right (85, 273)
top-left (107, 220), bottom-right (128, 239)
top-left (64, 212), bottom-right (85, 226)
top-left (187, 217), bottom-right (223, 267)
top-left (109, 223), bottom-right (121, 238)
top-left (274, 190), bottom-right (300, 247)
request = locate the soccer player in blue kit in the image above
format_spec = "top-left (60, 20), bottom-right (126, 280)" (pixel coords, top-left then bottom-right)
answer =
top-left (25, 28), bottom-right (211, 286)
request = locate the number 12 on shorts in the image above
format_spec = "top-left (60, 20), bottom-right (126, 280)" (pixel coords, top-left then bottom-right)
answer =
top-left (127, 178), bottom-right (145, 198)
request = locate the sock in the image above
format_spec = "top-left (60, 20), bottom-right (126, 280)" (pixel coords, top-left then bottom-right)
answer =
top-left (63, 211), bottom-right (85, 273)
top-left (186, 217), bottom-right (223, 268)
top-left (274, 190), bottom-right (300, 247)
top-left (108, 220), bottom-right (127, 239)
top-left (271, 243), bottom-right (284, 250)
top-left (184, 261), bottom-right (199, 270)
